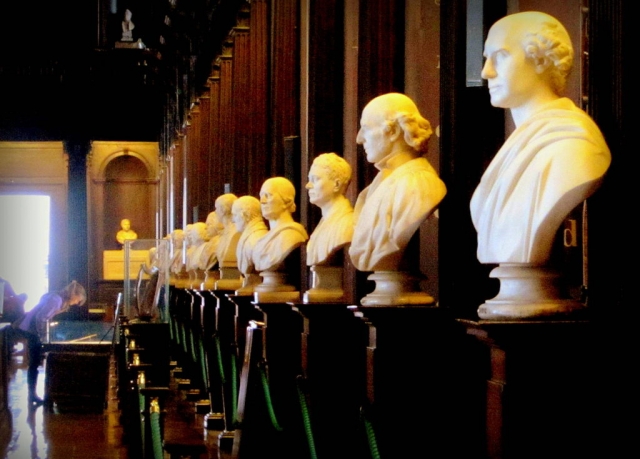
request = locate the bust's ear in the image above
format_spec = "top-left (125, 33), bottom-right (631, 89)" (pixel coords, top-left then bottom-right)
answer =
top-left (333, 179), bottom-right (341, 193)
top-left (386, 120), bottom-right (402, 141)
top-left (533, 55), bottom-right (550, 74)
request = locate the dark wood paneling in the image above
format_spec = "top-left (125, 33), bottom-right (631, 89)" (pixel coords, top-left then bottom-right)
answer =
top-left (208, 70), bottom-right (224, 202)
top-left (269, 0), bottom-right (300, 177)
top-left (439, 0), bottom-right (506, 316)
top-left (219, 54), bottom-right (235, 191)
top-left (231, 26), bottom-right (252, 196)
top-left (247, 0), bottom-right (270, 198)
top-left (198, 94), bottom-right (212, 214)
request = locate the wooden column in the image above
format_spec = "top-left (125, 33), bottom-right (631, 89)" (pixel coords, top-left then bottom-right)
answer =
top-left (231, 21), bottom-right (251, 195)
top-left (219, 42), bottom-right (235, 192)
top-left (208, 65), bottom-right (223, 202)
top-left (247, 0), bottom-right (269, 197)
top-left (269, 0), bottom-right (300, 177)
top-left (65, 139), bottom-right (90, 290)
top-left (172, 134), bottom-right (186, 229)
top-left (198, 92), bottom-right (212, 214)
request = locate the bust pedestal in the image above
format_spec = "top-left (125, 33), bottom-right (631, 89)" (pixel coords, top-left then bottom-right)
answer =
top-left (360, 271), bottom-right (434, 306)
top-left (303, 265), bottom-right (345, 303)
top-left (477, 264), bottom-right (585, 320)
top-left (235, 273), bottom-right (262, 296)
top-left (200, 269), bottom-right (220, 291)
top-left (188, 269), bottom-right (206, 289)
top-left (253, 271), bottom-right (300, 303)
top-left (215, 266), bottom-right (242, 291)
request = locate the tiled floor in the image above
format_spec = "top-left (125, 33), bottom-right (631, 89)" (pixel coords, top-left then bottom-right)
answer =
top-left (2, 347), bottom-right (129, 459)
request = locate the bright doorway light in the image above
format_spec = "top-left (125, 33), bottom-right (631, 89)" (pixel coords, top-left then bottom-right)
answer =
top-left (0, 195), bottom-right (50, 312)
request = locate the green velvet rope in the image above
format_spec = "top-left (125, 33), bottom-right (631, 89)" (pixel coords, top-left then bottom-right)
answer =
top-left (296, 376), bottom-right (318, 459)
top-left (214, 334), bottom-right (226, 384)
top-left (258, 362), bottom-right (283, 432)
top-left (361, 406), bottom-right (382, 459)
top-left (150, 411), bottom-right (164, 459)
top-left (199, 337), bottom-right (208, 389)
top-left (230, 348), bottom-right (239, 426)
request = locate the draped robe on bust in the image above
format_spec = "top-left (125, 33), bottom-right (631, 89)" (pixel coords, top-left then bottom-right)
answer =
top-left (236, 219), bottom-right (269, 275)
top-left (252, 222), bottom-right (308, 272)
top-left (306, 198), bottom-right (354, 266)
top-left (470, 98), bottom-right (611, 265)
top-left (349, 156), bottom-right (446, 272)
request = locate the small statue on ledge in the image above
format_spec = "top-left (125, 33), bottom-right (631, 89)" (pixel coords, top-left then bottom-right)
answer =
top-left (116, 218), bottom-right (138, 248)
top-left (116, 8), bottom-right (146, 49)
top-left (121, 9), bottom-right (135, 42)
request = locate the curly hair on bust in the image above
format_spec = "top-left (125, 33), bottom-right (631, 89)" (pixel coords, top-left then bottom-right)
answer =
top-left (396, 112), bottom-right (433, 153)
top-left (523, 21), bottom-right (574, 94)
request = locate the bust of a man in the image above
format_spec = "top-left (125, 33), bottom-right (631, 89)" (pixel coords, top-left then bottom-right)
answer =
top-left (305, 152), bottom-right (354, 266)
top-left (169, 229), bottom-right (187, 286)
top-left (185, 222), bottom-right (209, 272)
top-left (214, 193), bottom-right (241, 268)
top-left (232, 195), bottom-right (269, 292)
top-left (121, 9), bottom-right (134, 42)
top-left (252, 177), bottom-right (309, 273)
top-left (200, 211), bottom-right (224, 271)
top-left (233, 195), bottom-right (268, 275)
top-left (116, 218), bottom-right (138, 247)
top-left (470, 12), bottom-right (611, 320)
top-left (470, 11), bottom-right (611, 266)
top-left (348, 92), bottom-right (447, 273)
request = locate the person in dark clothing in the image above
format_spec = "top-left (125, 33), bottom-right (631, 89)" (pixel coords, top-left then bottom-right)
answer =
top-left (12, 280), bottom-right (86, 405)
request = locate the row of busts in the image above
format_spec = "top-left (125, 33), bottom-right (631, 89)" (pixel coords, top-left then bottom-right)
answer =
top-left (153, 20), bottom-right (612, 320)
top-left (161, 94), bottom-right (449, 306)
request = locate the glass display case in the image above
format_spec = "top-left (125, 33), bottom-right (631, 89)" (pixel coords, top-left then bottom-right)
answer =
top-left (123, 238), bottom-right (170, 322)
top-left (46, 319), bottom-right (115, 345)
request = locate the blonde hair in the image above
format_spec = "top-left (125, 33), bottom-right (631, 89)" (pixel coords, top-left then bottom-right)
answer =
top-left (61, 280), bottom-right (87, 306)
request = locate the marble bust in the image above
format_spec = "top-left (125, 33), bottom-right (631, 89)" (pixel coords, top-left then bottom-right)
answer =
top-left (231, 195), bottom-right (269, 294)
top-left (116, 218), bottom-right (138, 247)
top-left (201, 211), bottom-right (223, 271)
top-left (253, 177), bottom-right (309, 272)
top-left (214, 193), bottom-right (242, 289)
top-left (252, 177), bottom-right (309, 301)
top-left (305, 153), bottom-right (354, 266)
top-left (121, 9), bottom-right (134, 42)
top-left (304, 153), bottom-right (354, 303)
top-left (470, 11), bottom-right (611, 319)
top-left (169, 229), bottom-right (188, 287)
top-left (200, 211), bottom-right (224, 290)
top-left (348, 92), bottom-right (447, 305)
top-left (185, 222), bottom-right (209, 270)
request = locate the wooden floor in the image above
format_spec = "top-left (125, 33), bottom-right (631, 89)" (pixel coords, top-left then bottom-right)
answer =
top-left (1, 344), bottom-right (231, 459)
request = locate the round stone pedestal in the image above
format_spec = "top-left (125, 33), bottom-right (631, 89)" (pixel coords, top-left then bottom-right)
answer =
top-left (303, 265), bottom-right (345, 303)
top-left (360, 271), bottom-right (434, 306)
top-left (478, 264), bottom-right (585, 320)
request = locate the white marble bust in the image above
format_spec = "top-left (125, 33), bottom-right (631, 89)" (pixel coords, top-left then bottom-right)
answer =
top-left (200, 210), bottom-right (223, 271)
top-left (121, 9), bottom-right (134, 42)
top-left (305, 152), bottom-right (354, 266)
top-left (348, 92), bottom-right (447, 273)
top-left (169, 228), bottom-right (187, 287)
top-left (252, 177), bottom-right (309, 273)
top-left (470, 11), bottom-right (611, 319)
top-left (214, 193), bottom-right (241, 268)
top-left (470, 11), bottom-right (611, 266)
top-left (232, 195), bottom-right (269, 277)
top-left (185, 221), bottom-right (209, 271)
